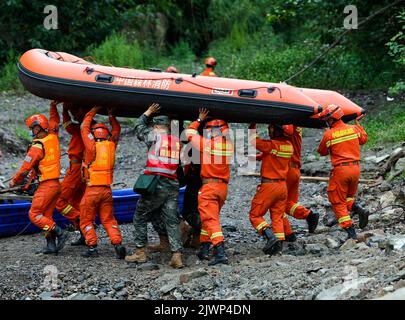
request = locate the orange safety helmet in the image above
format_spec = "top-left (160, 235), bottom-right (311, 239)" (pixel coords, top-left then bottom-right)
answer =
top-left (318, 104), bottom-right (344, 121)
top-left (165, 66), bottom-right (178, 73)
top-left (91, 123), bottom-right (110, 140)
top-left (282, 124), bottom-right (294, 137)
top-left (25, 114), bottom-right (49, 130)
top-left (205, 119), bottom-right (229, 135)
top-left (205, 57), bottom-right (217, 67)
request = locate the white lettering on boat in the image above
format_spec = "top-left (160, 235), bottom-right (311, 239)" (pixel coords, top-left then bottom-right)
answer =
top-left (115, 77), bottom-right (172, 90)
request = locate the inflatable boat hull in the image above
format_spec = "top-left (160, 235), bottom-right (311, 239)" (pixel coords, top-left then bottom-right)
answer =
top-left (18, 49), bottom-right (364, 127)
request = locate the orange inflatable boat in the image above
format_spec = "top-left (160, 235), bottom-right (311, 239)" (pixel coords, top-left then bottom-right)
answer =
top-left (17, 49), bottom-right (364, 127)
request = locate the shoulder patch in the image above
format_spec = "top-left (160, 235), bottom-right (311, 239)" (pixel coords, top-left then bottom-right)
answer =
top-left (24, 155), bottom-right (32, 163)
top-left (87, 133), bottom-right (94, 140)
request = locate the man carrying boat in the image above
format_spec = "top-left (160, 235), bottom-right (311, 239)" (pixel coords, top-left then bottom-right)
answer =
top-left (125, 103), bottom-right (184, 268)
top-left (55, 103), bottom-right (87, 246)
top-left (317, 105), bottom-right (370, 240)
top-left (80, 106), bottom-right (126, 259)
top-left (282, 125), bottom-right (319, 238)
top-left (248, 123), bottom-right (293, 255)
top-left (9, 101), bottom-right (69, 254)
top-left (185, 108), bottom-right (234, 265)
top-left (200, 57), bottom-right (217, 77)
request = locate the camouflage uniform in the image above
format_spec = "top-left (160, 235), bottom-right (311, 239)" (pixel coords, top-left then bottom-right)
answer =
top-left (133, 114), bottom-right (182, 252)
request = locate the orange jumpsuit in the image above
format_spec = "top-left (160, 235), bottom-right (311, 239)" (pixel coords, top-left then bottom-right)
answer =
top-left (186, 121), bottom-right (234, 246)
top-left (80, 110), bottom-right (122, 246)
top-left (55, 108), bottom-right (85, 226)
top-left (200, 67), bottom-right (216, 77)
top-left (249, 132), bottom-right (293, 240)
top-left (317, 120), bottom-right (368, 228)
top-left (12, 105), bottom-right (61, 233)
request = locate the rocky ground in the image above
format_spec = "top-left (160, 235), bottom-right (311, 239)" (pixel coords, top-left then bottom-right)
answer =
top-left (0, 92), bottom-right (404, 300)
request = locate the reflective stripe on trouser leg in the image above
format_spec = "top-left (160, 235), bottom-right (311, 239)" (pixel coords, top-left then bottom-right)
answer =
top-left (346, 197), bottom-right (355, 212)
top-left (200, 229), bottom-right (211, 243)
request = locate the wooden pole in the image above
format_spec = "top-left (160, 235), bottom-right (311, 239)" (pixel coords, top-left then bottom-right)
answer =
top-left (240, 172), bottom-right (378, 184)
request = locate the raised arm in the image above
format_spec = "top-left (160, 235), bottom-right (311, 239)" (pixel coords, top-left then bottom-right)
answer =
top-left (248, 123), bottom-right (275, 154)
top-left (354, 118), bottom-right (368, 146)
top-left (62, 103), bottom-right (81, 136)
top-left (185, 107), bottom-right (210, 151)
top-left (48, 100), bottom-right (61, 134)
top-left (134, 103), bottom-right (160, 148)
top-left (81, 107), bottom-right (99, 161)
top-left (108, 107), bottom-right (121, 145)
top-left (317, 131), bottom-right (330, 156)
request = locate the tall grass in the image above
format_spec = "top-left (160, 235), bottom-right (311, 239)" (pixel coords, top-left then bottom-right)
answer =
top-left (90, 33), bottom-right (144, 68)
top-left (0, 51), bottom-right (24, 93)
top-left (363, 102), bottom-right (405, 148)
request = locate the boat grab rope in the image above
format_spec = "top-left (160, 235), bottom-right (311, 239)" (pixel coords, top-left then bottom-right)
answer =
top-left (283, 0), bottom-right (404, 83)
top-left (82, 66), bottom-right (283, 99)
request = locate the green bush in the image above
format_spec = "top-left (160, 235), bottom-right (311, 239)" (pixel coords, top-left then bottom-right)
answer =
top-left (0, 52), bottom-right (24, 93)
top-left (89, 33), bottom-right (144, 69)
top-left (363, 103), bottom-right (405, 148)
top-left (157, 41), bottom-right (196, 73)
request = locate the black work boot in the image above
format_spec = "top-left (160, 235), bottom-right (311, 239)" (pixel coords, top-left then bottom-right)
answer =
top-left (114, 244), bottom-right (127, 259)
top-left (197, 242), bottom-right (211, 260)
top-left (352, 202), bottom-right (369, 229)
top-left (285, 232), bottom-right (297, 242)
top-left (71, 231), bottom-right (86, 246)
top-left (345, 226), bottom-right (357, 240)
top-left (42, 233), bottom-right (58, 255)
top-left (82, 246), bottom-right (99, 258)
top-left (208, 242), bottom-right (229, 266)
top-left (262, 228), bottom-right (281, 255)
top-left (52, 226), bottom-right (69, 251)
top-left (306, 210), bottom-right (320, 233)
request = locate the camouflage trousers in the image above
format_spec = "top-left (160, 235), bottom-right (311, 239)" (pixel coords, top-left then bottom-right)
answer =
top-left (133, 176), bottom-right (182, 252)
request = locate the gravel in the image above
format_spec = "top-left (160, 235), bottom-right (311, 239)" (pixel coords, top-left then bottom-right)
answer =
top-left (0, 93), bottom-right (404, 300)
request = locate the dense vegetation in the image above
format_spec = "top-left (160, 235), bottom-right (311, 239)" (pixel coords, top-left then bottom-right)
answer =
top-left (0, 0), bottom-right (403, 93)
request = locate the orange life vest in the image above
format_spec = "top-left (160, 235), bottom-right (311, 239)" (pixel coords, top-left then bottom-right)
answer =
top-left (86, 140), bottom-right (116, 186)
top-left (32, 133), bottom-right (61, 181)
top-left (144, 133), bottom-right (180, 179)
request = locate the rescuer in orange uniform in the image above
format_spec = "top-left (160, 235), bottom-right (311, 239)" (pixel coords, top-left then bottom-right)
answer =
top-left (200, 57), bottom-right (217, 77)
top-left (253, 125), bottom-right (319, 241)
top-left (9, 101), bottom-right (69, 254)
top-left (55, 103), bottom-right (87, 246)
top-left (185, 108), bottom-right (234, 265)
top-left (317, 105), bottom-right (369, 240)
top-left (80, 106), bottom-right (126, 259)
top-left (248, 122), bottom-right (293, 255)
top-left (283, 125), bottom-right (319, 238)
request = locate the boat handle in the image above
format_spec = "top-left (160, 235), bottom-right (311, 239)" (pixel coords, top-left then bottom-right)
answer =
top-left (238, 89), bottom-right (257, 98)
top-left (95, 74), bottom-right (114, 83)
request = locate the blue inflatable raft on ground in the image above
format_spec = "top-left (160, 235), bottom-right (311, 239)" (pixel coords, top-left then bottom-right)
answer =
top-left (0, 188), bottom-right (185, 238)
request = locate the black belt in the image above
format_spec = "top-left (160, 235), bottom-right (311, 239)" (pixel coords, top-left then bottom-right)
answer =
top-left (202, 178), bottom-right (227, 184)
top-left (334, 161), bottom-right (360, 167)
top-left (261, 178), bottom-right (285, 183)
